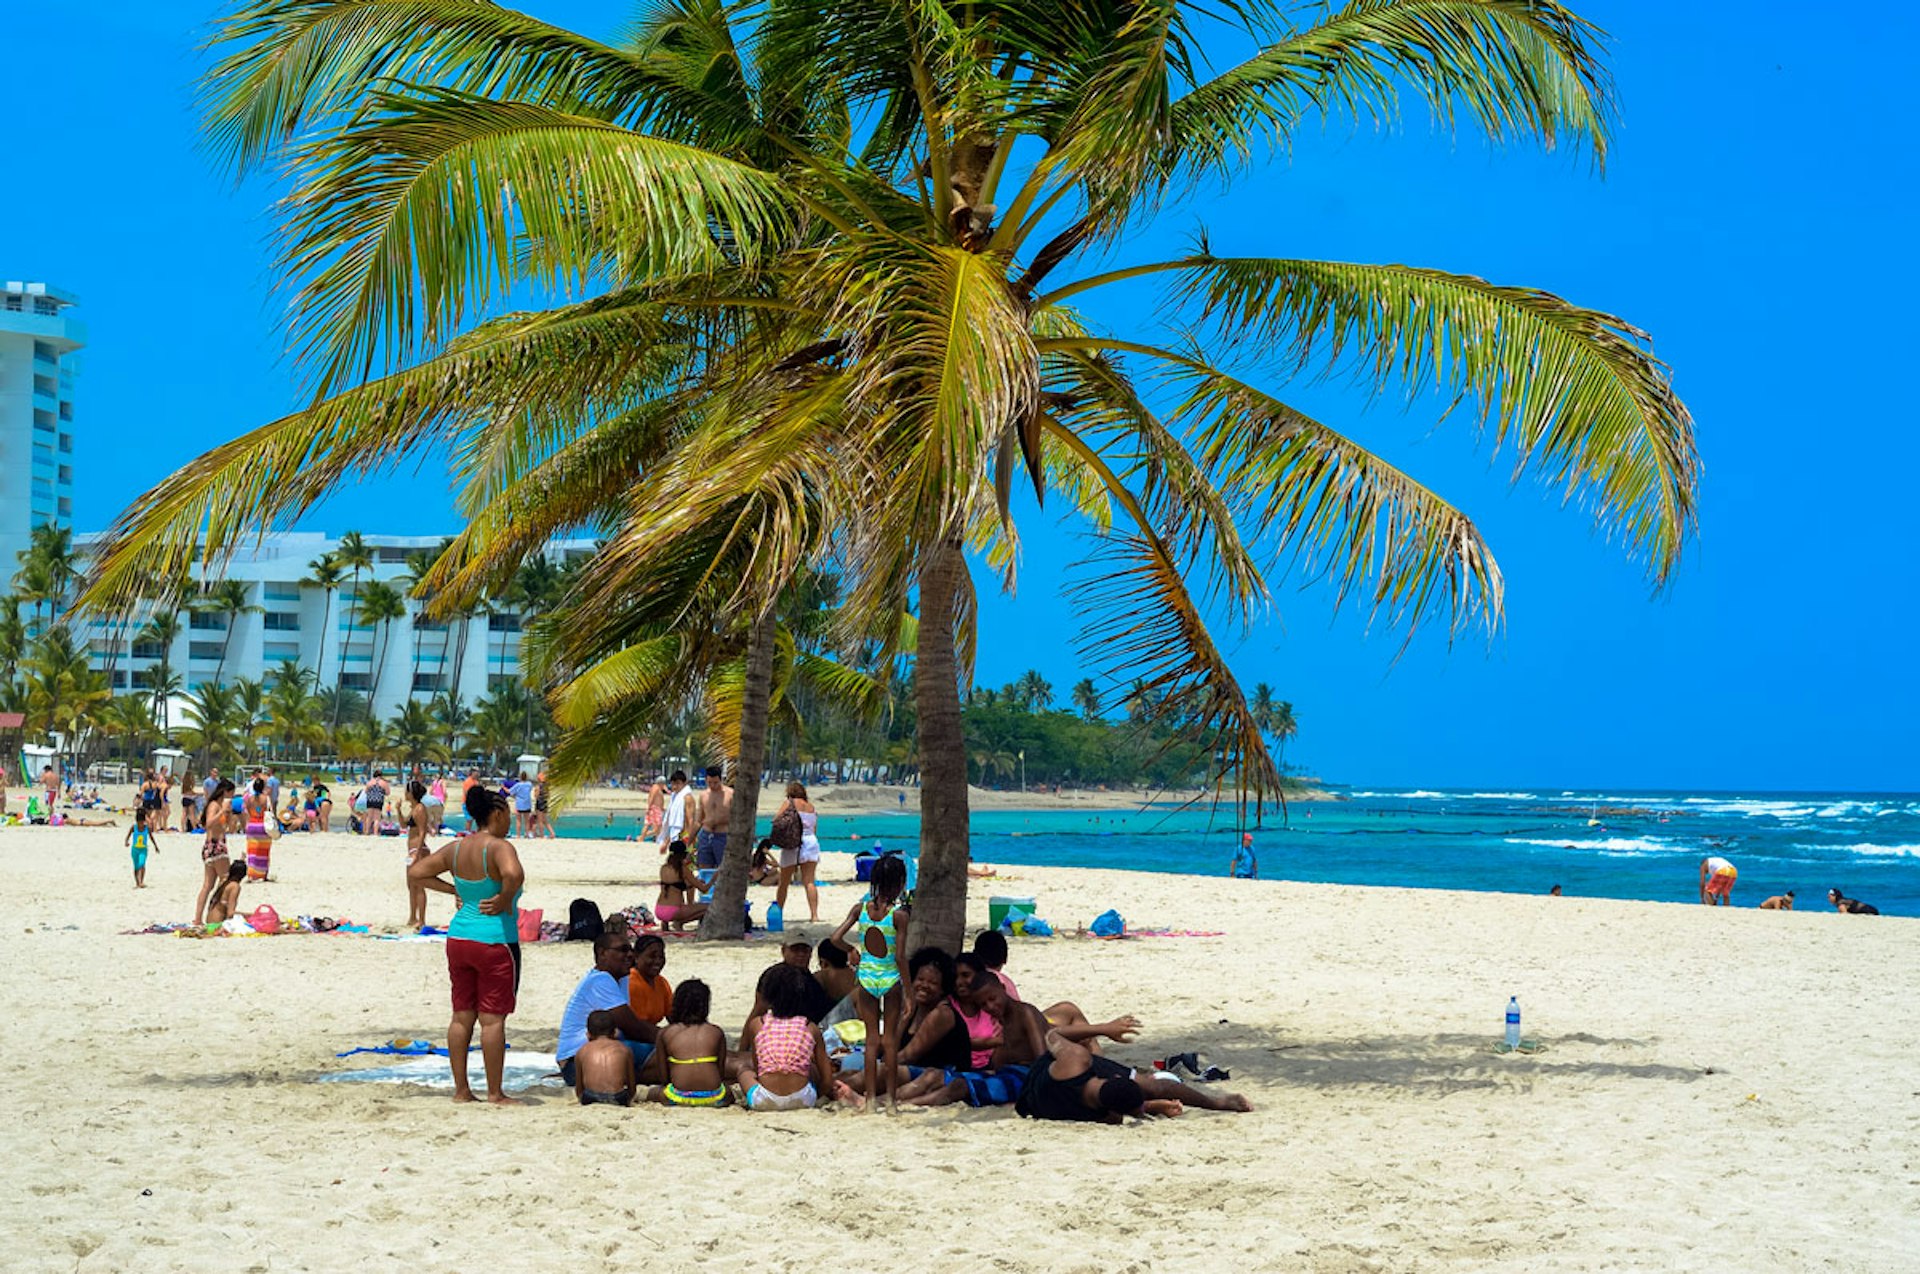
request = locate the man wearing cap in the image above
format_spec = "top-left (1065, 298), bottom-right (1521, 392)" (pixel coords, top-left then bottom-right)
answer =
top-left (1229, 832), bottom-right (1258, 879)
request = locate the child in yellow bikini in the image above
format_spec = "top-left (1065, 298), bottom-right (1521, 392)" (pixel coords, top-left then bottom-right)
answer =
top-left (645, 980), bottom-right (730, 1108)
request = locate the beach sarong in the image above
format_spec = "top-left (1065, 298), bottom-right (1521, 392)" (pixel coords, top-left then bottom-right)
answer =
top-left (245, 820), bottom-right (271, 881)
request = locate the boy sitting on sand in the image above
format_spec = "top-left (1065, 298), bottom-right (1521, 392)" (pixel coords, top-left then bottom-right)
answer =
top-left (1759, 892), bottom-right (1795, 910)
top-left (574, 1010), bottom-right (638, 1106)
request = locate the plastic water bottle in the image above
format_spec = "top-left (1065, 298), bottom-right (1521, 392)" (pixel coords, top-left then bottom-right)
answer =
top-left (1505, 997), bottom-right (1522, 1049)
top-left (767, 900), bottom-right (784, 933)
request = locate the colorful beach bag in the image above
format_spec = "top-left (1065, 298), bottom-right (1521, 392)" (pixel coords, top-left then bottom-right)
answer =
top-left (247, 905), bottom-right (281, 935)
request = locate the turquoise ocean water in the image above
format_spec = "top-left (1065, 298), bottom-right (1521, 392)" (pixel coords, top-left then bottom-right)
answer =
top-left (557, 788), bottom-right (1920, 915)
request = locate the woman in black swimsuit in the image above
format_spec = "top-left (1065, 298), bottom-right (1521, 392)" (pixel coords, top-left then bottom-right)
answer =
top-left (841, 947), bottom-right (971, 1098)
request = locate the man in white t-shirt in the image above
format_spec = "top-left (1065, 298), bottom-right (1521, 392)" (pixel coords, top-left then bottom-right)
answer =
top-left (556, 933), bottom-right (657, 1085)
top-left (657, 770), bottom-right (692, 854)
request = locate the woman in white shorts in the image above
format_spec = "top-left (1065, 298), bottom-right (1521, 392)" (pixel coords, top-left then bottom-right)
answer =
top-left (774, 781), bottom-right (821, 922)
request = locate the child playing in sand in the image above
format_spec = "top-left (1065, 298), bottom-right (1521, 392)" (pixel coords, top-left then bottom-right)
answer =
top-left (831, 853), bottom-right (910, 1112)
top-left (126, 809), bottom-right (155, 889)
top-left (205, 860), bottom-right (247, 926)
top-left (646, 980), bottom-right (730, 1107)
top-left (574, 1010), bottom-right (638, 1106)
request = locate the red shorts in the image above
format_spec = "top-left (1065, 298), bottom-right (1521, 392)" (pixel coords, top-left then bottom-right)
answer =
top-left (447, 938), bottom-right (523, 1016)
top-left (1705, 872), bottom-right (1735, 897)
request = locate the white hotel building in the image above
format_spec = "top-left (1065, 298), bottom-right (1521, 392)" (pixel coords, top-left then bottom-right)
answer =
top-left (76, 531), bottom-right (594, 719)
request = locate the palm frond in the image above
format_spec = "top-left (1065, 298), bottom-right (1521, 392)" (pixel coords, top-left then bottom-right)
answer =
top-left (1171, 0), bottom-right (1613, 181)
top-left (1045, 422), bottom-right (1283, 813)
top-left (284, 87), bottom-right (796, 389)
top-left (76, 291), bottom-right (697, 612)
top-left (1170, 255), bottom-right (1695, 582)
top-left (203, 0), bottom-right (659, 170)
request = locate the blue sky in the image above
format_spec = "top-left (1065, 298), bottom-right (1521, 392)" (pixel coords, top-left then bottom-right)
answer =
top-left (3, 2), bottom-right (1913, 792)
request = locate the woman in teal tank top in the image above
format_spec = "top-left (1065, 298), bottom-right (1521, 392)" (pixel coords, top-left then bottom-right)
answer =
top-left (407, 786), bottom-right (527, 1104)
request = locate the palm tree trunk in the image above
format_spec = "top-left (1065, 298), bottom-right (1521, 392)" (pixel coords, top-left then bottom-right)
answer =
top-left (316, 587), bottom-right (336, 706)
top-left (332, 575), bottom-right (360, 732)
top-left (214, 613), bottom-right (234, 687)
top-left (701, 606), bottom-right (777, 941)
top-left (911, 540), bottom-right (971, 955)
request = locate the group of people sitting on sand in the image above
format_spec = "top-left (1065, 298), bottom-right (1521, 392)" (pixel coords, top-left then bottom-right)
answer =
top-left (414, 783), bottom-right (1251, 1123)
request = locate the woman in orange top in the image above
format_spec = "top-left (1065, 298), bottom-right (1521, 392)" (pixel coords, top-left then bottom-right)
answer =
top-left (627, 933), bottom-right (673, 1025)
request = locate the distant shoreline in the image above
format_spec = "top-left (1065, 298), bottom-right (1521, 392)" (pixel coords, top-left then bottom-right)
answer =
top-left (560, 779), bottom-right (1336, 819)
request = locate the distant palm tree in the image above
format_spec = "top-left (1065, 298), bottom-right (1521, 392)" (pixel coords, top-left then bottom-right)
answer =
top-left (1017, 669), bottom-right (1054, 711)
top-left (181, 682), bottom-right (240, 768)
top-left (431, 688), bottom-right (473, 756)
top-left (317, 685), bottom-right (369, 731)
top-left (231, 675), bottom-right (269, 760)
top-left (266, 661), bottom-right (322, 760)
top-left (99, 693), bottom-right (157, 761)
top-left (137, 611), bottom-right (183, 728)
top-left (304, 551), bottom-right (345, 691)
top-left (357, 580), bottom-right (407, 718)
top-left (387, 699), bottom-right (445, 766)
top-left (1070, 678), bottom-right (1101, 720)
top-left (1270, 701), bottom-right (1298, 773)
top-left (0, 600), bottom-right (24, 686)
top-left (195, 578), bottom-right (260, 687)
top-left (331, 531), bottom-right (374, 731)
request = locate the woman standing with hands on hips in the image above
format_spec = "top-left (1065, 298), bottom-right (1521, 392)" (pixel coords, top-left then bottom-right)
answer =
top-left (409, 785), bottom-right (526, 1105)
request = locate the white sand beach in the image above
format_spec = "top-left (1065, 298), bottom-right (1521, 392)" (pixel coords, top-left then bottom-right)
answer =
top-left (1, 822), bottom-right (1914, 1271)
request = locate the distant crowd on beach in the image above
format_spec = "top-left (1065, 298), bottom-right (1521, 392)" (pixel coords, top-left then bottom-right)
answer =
top-left (405, 782), bottom-right (1254, 1123)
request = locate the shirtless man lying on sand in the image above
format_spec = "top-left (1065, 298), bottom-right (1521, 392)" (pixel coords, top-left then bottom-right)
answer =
top-left (1759, 892), bottom-right (1795, 910)
top-left (1016, 1027), bottom-right (1254, 1123)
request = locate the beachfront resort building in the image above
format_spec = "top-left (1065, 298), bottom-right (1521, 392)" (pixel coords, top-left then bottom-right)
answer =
top-left (0, 281), bottom-right (82, 575)
top-left (72, 531), bottom-right (594, 720)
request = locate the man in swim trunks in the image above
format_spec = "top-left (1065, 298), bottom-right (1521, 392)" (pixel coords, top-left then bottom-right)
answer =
top-left (695, 765), bottom-right (731, 870)
top-left (1016, 1028), bottom-right (1253, 1122)
top-left (1699, 855), bottom-right (1737, 906)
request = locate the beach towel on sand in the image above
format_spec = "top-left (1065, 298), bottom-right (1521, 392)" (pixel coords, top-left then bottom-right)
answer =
top-left (318, 1052), bottom-right (562, 1093)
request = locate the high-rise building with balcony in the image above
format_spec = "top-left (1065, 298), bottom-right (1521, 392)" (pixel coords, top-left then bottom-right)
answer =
top-left (0, 281), bottom-right (83, 575)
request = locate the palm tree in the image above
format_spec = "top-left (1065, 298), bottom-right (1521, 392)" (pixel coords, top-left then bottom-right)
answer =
top-left (317, 686), bottom-right (369, 731)
top-left (304, 551), bottom-right (345, 691)
top-left (399, 544), bottom-right (450, 703)
top-left (1016, 670), bottom-right (1055, 712)
top-left (231, 675), bottom-right (269, 761)
top-left (266, 661), bottom-right (322, 760)
top-left (431, 688), bottom-right (473, 756)
top-left (387, 699), bottom-right (446, 766)
top-left (0, 600), bottom-right (24, 686)
top-left (84, 0), bottom-right (1701, 953)
top-left (99, 693), bottom-right (157, 762)
top-left (180, 682), bottom-right (240, 768)
top-left (331, 531), bottom-right (374, 731)
top-left (356, 579), bottom-right (407, 718)
top-left (13, 523), bottom-right (80, 627)
top-left (194, 578), bottom-right (260, 687)
top-left (137, 611), bottom-right (182, 727)
top-left (1270, 701), bottom-right (1298, 774)
top-left (1070, 678), bottom-right (1101, 720)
